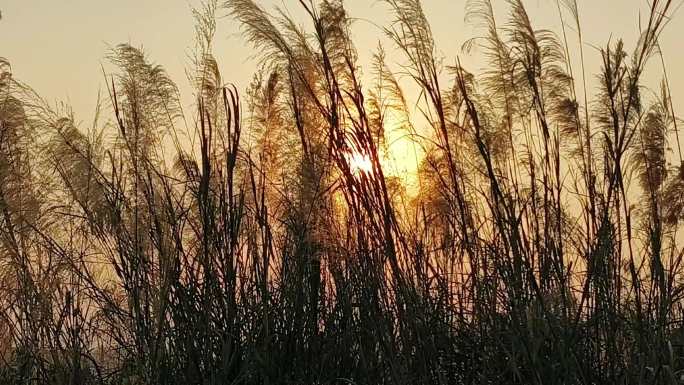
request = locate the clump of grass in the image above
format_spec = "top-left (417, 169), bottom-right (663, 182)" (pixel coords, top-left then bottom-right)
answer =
top-left (1, 0), bottom-right (684, 384)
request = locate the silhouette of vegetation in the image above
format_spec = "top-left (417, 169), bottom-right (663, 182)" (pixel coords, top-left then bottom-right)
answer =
top-left (1, 0), bottom-right (684, 383)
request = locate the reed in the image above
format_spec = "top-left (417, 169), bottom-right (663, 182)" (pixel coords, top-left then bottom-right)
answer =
top-left (1, 0), bottom-right (684, 383)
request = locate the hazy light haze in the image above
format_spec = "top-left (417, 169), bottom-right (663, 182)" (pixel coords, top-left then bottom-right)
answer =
top-left (2, 0), bottom-right (684, 183)
top-left (3, 1), bottom-right (683, 114)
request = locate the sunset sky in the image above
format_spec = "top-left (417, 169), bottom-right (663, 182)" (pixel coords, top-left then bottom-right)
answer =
top-left (4, 0), bottom-right (682, 110)
top-left (2, 0), bottom-right (684, 181)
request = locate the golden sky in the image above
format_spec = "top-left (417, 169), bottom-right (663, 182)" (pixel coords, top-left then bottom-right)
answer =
top-left (2, 0), bottom-right (684, 184)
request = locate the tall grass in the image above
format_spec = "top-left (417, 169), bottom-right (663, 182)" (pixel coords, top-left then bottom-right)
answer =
top-left (1, 0), bottom-right (684, 384)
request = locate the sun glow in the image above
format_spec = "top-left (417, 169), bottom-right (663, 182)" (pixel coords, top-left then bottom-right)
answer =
top-left (380, 113), bottom-right (423, 196)
top-left (341, 114), bottom-right (424, 194)
top-left (348, 151), bottom-right (374, 175)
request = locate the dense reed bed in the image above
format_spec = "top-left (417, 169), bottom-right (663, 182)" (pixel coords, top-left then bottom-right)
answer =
top-left (2, 0), bottom-right (684, 383)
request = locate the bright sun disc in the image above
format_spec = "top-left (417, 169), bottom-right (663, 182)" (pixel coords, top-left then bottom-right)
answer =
top-left (348, 152), bottom-right (373, 175)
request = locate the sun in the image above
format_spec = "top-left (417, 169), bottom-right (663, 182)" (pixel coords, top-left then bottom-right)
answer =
top-left (348, 151), bottom-right (373, 175)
